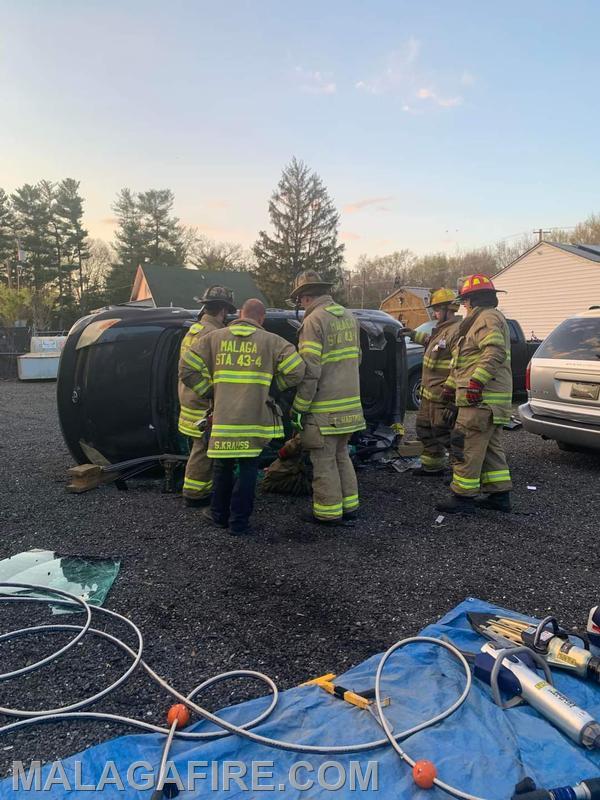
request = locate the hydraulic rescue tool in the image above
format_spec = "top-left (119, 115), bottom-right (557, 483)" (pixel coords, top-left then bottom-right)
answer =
top-left (301, 673), bottom-right (391, 727)
top-left (468, 611), bottom-right (600, 683)
top-left (512, 775), bottom-right (600, 800)
top-left (474, 640), bottom-right (600, 749)
top-left (587, 606), bottom-right (600, 650)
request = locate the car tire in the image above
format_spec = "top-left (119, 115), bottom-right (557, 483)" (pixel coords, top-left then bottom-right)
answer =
top-left (407, 371), bottom-right (421, 410)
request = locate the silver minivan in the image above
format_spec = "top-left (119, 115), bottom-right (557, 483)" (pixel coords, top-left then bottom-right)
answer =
top-left (520, 309), bottom-right (600, 451)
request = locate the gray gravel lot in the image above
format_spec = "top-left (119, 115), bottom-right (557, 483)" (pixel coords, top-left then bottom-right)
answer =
top-left (0, 380), bottom-right (599, 774)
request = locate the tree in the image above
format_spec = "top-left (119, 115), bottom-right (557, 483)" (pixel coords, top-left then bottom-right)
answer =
top-left (55, 178), bottom-right (90, 306)
top-left (106, 188), bottom-right (185, 304)
top-left (138, 189), bottom-right (185, 265)
top-left (253, 157), bottom-right (345, 305)
top-left (10, 183), bottom-right (55, 290)
top-left (349, 250), bottom-right (416, 308)
top-left (0, 286), bottom-right (31, 325)
top-left (185, 229), bottom-right (253, 271)
top-left (0, 189), bottom-right (15, 282)
top-left (550, 214), bottom-right (600, 246)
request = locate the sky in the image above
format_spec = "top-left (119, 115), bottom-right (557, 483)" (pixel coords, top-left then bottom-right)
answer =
top-left (2, 0), bottom-right (600, 264)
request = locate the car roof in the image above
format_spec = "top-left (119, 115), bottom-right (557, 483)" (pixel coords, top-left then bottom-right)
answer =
top-left (571, 308), bottom-right (600, 318)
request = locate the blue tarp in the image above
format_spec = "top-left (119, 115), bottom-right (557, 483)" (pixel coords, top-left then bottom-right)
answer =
top-left (3, 597), bottom-right (600, 798)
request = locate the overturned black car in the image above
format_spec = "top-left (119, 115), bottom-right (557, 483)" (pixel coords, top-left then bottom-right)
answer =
top-left (57, 306), bottom-right (408, 465)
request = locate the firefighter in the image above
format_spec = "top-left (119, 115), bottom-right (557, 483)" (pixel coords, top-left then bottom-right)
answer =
top-left (178, 285), bottom-right (236, 507)
top-left (290, 271), bottom-right (365, 527)
top-left (436, 274), bottom-right (513, 514)
top-left (410, 288), bottom-right (462, 476)
top-left (179, 299), bottom-right (305, 535)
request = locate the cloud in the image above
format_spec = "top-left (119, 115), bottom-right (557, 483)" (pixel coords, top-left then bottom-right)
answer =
top-left (417, 87), bottom-right (463, 107)
top-left (355, 38), bottom-right (420, 95)
top-left (355, 38), bottom-right (470, 111)
top-left (341, 231), bottom-right (361, 241)
top-left (294, 66), bottom-right (336, 95)
top-left (343, 196), bottom-right (393, 214)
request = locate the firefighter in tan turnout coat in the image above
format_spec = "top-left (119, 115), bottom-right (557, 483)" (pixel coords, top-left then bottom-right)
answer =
top-left (179, 299), bottom-right (305, 534)
top-left (436, 274), bottom-right (513, 515)
top-left (410, 288), bottom-right (462, 476)
top-left (290, 271), bottom-right (365, 527)
top-left (178, 285), bottom-right (236, 507)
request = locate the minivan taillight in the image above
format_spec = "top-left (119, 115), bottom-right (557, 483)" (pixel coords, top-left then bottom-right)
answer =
top-left (525, 362), bottom-right (531, 392)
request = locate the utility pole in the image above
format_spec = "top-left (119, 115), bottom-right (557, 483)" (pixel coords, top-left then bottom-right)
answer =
top-left (533, 228), bottom-right (552, 243)
top-left (361, 268), bottom-right (366, 309)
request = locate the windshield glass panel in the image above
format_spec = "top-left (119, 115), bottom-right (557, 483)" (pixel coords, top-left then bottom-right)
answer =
top-left (535, 317), bottom-right (600, 360)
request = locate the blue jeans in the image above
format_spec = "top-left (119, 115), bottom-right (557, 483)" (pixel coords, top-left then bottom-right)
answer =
top-left (211, 457), bottom-right (260, 532)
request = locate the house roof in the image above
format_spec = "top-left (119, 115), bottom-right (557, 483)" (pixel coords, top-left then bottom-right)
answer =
top-left (131, 264), bottom-right (268, 308)
top-left (494, 240), bottom-right (600, 278)
top-left (548, 242), bottom-right (600, 263)
top-left (382, 286), bottom-right (431, 302)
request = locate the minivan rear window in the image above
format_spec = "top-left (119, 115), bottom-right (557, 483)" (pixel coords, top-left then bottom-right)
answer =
top-left (535, 317), bottom-right (600, 361)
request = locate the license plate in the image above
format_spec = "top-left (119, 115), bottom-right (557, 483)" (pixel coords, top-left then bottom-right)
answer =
top-left (571, 382), bottom-right (600, 401)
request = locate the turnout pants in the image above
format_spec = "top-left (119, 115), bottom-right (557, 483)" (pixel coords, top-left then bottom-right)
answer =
top-left (183, 437), bottom-right (213, 500)
top-left (301, 418), bottom-right (359, 521)
top-left (450, 407), bottom-right (512, 496)
top-left (211, 457), bottom-right (259, 533)
top-left (415, 398), bottom-right (451, 472)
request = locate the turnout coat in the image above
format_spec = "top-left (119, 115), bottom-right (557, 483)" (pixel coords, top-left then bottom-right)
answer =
top-left (177, 313), bottom-right (224, 437)
top-left (414, 318), bottom-right (462, 403)
top-left (292, 295), bottom-right (365, 436)
top-left (445, 307), bottom-right (513, 425)
top-left (179, 318), bottom-right (305, 458)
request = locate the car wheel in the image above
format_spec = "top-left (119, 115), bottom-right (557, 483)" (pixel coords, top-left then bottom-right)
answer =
top-left (407, 371), bottom-right (421, 410)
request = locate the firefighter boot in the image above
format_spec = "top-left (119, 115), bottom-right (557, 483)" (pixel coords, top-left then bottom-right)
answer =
top-left (436, 493), bottom-right (478, 515)
top-left (411, 466), bottom-right (444, 477)
top-left (475, 491), bottom-right (512, 512)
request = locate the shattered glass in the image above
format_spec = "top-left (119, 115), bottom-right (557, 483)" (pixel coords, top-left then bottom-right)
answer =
top-left (0, 549), bottom-right (120, 614)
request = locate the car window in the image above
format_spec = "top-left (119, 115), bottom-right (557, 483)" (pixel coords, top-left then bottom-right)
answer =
top-left (535, 317), bottom-right (600, 361)
top-left (507, 320), bottom-right (519, 342)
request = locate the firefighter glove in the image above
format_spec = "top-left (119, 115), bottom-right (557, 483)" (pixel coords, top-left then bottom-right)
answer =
top-left (441, 404), bottom-right (458, 428)
top-left (290, 410), bottom-right (304, 432)
top-left (466, 379), bottom-right (484, 405)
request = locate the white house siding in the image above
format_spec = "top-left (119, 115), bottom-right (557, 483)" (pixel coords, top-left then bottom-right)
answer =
top-left (494, 243), bottom-right (600, 339)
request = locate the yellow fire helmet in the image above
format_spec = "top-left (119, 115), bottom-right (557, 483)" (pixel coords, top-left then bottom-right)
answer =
top-left (427, 288), bottom-right (459, 309)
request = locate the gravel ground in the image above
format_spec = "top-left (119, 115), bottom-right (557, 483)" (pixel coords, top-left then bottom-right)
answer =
top-left (0, 380), bottom-right (599, 776)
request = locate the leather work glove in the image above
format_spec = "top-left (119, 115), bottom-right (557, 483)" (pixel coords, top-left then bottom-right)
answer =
top-left (290, 409), bottom-right (304, 432)
top-left (441, 385), bottom-right (456, 404)
top-left (401, 329), bottom-right (416, 340)
top-left (441, 404), bottom-right (458, 428)
top-left (465, 379), bottom-right (484, 405)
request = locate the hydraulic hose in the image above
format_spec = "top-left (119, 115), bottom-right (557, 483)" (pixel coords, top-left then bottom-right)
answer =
top-left (0, 582), bottom-right (491, 799)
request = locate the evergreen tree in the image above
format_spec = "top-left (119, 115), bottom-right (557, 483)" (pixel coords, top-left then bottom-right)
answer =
top-left (253, 158), bottom-right (344, 305)
top-left (10, 183), bottom-right (55, 290)
top-left (105, 188), bottom-right (185, 304)
top-left (138, 189), bottom-right (185, 265)
top-left (105, 188), bottom-right (145, 303)
top-left (39, 180), bottom-right (66, 304)
top-left (0, 189), bottom-right (15, 284)
top-left (55, 178), bottom-right (90, 307)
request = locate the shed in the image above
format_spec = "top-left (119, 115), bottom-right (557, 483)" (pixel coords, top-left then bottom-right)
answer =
top-left (380, 287), bottom-right (432, 329)
top-left (130, 264), bottom-right (268, 309)
top-left (493, 241), bottom-right (600, 339)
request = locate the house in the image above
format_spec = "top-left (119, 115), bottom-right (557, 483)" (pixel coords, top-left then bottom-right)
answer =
top-left (129, 264), bottom-right (268, 309)
top-left (493, 241), bottom-right (600, 339)
top-left (380, 287), bottom-right (432, 329)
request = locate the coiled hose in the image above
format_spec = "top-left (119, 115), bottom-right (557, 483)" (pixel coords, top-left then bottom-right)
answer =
top-left (0, 582), bottom-right (486, 799)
